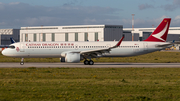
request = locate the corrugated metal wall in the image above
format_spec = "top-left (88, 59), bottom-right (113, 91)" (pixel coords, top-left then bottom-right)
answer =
top-left (167, 34), bottom-right (180, 41)
top-left (121, 33), bottom-right (139, 41)
top-left (104, 26), bottom-right (123, 41)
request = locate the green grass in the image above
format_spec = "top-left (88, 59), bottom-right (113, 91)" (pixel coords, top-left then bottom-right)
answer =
top-left (1, 68), bottom-right (180, 101)
top-left (1, 51), bottom-right (180, 63)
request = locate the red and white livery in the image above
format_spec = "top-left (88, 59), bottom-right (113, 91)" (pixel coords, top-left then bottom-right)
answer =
top-left (2, 18), bottom-right (174, 65)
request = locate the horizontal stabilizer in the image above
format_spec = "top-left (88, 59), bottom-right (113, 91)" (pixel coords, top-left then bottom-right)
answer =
top-left (155, 41), bottom-right (180, 47)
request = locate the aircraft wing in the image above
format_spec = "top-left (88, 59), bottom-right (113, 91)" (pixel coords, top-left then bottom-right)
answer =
top-left (0, 45), bottom-right (10, 48)
top-left (0, 45), bottom-right (15, 49)
top-left (80, 48), bottom-right (111, 58)
top-left (79, 35), bottom-right (124, 58)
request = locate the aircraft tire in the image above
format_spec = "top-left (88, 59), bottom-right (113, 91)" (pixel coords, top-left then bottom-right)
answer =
top-left (20, 62), bottom-right (24, 65)
top-left (89, 60), bottom-right (94, 65)
top-left (84, 60), bottom-right (89, 65)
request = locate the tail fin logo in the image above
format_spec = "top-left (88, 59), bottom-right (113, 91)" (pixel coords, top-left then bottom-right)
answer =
top-left (152, 22), bottom-right (168, 42)
top-left (144, 18), bottom-right (171, 42)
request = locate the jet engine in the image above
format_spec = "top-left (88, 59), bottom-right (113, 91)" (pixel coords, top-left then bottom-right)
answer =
top-left (60, 52), bottom-right (80, 63)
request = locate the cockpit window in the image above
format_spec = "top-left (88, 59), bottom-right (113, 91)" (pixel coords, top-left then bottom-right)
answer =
top-left (9, 45), bottom-right (15, 49)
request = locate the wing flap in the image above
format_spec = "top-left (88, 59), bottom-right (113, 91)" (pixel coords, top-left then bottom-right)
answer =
top-left (156, 44), bottom-right (172, 47)
top-left (80, 48), bottom-right (110, 54)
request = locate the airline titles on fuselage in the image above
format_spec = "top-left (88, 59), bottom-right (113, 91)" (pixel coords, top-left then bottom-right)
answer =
top-left (26, 43), bottom-right (74, 46)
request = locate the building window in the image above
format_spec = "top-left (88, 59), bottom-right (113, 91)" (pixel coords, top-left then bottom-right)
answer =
top-left (25, 34), bottom-right (28, 42)
top-left (52, 33), bottom-right (55, 41)
top-left (43, 33), bottom-right (46, 41)
top-left (95, 32), bottom-right (98, 41)
top-left (33, 34), bottom-right (36, 42)
top-left (65, 33), bottom-right (68, 41)
top-left (75, 33), bottom-right (78, 41)
top-left (84, 33), bottom-right (88, 41)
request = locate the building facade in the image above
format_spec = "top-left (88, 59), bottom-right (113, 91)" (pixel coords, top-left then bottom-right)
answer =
top-left (20, 25), bottom-right (123, 42)
top-left (20, 25), bottom-right (180, 43)
top-left (123, 27), bottom-right (180, 42)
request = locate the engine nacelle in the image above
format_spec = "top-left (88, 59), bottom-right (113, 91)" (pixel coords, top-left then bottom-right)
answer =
top-left (60, 52), bottom-right (80, 63)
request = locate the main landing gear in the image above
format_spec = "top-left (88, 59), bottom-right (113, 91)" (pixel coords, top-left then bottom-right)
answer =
top-left (84, 60), bottom-right (94, 65)
top-left (20, 58), bottom-right (24, 65)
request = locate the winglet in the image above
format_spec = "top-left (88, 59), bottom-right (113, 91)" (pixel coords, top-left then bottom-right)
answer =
top-left (110, 35), bottom-right (124, 49)
top-left (10, 37), bottom-right (15, 43)
top-left (115, 34), bottom-right (124, 47)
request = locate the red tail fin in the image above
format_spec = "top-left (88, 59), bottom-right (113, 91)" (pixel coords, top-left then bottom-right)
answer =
top-left (144, 18), bottom-right (171, 42)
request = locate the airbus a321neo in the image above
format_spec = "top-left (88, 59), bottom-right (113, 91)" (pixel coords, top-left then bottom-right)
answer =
top-left (1, 18), bottom-right (173, 65)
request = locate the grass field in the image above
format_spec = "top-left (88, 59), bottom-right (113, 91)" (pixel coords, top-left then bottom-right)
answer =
top-left (1, 51), bottom-right (180, 63)
top-left (0, 68), bottom-right (180, 101)
top-left (1, 51), bottom-right (180, 100)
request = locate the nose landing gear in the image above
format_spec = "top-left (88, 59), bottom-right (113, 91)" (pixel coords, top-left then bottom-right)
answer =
top-left (20, 58), bottom-right (24, 65)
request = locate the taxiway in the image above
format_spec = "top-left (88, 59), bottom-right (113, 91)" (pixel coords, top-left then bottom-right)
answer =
top-left (0, 63), bottom-right (180, 68)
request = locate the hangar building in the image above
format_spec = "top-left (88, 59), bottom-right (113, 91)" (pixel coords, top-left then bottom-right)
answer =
top-left (20, 25), bottom-right (123, 42)
top-left (0, 29), bottom-right (20, 45)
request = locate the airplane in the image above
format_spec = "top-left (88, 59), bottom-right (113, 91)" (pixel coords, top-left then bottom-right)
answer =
top-left (1, 18), bottom-right (173, 65)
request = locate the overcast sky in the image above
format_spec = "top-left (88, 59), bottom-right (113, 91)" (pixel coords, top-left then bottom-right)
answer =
top-left (0, 0), bottom-right (180, 29)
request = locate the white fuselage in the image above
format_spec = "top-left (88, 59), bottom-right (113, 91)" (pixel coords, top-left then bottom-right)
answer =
top-left (2, 41), bottom-right (168, 58)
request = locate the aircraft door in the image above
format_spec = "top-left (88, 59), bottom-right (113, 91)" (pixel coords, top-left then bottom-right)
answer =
top-left (143, 43), bottom-right (148, 51)
top-left (20, 43), bottom-right (25, 52)
top-left (106, 44), bottom-right (111, 54)
top-left (75, 44), bottom-right (78, 50)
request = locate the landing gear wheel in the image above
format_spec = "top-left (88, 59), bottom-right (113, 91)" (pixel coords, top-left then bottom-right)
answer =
top-left (89, 60), bottom-right (94, 65)
top-left (20, 62), bottom-right (24, 65)
top-left (84, 60), bottom-right (89, 65)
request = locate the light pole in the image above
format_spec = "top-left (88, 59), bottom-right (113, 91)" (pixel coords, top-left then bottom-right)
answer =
top-left (132, 14), bottom-right (135, 41)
